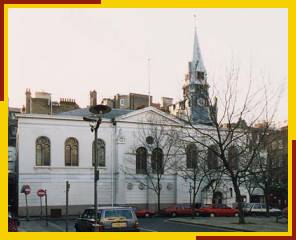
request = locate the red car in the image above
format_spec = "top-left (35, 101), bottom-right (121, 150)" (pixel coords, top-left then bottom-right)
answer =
top-left (160, 204), bottom-right (198, 217)
top-left (135, 208), bottom-right (155, 218)
top-left (196, 204), bottom-right (239, 217)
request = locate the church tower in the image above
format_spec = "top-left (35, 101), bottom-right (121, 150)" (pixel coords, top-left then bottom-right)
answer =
top-left (182, 24), bottom-right (212, 125)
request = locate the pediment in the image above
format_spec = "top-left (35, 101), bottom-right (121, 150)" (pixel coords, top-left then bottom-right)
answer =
top-left (116, 107), bottom-right (183, 126)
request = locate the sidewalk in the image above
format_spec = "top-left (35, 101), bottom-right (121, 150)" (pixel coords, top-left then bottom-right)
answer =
top-left (168, 216), bottom-right (288, 232)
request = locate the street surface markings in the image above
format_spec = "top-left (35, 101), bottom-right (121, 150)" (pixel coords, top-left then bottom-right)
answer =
top-left (139, 227), bottom-right (158, 232)
top-left (48, 221), bottom-right (67, 232)
top-left (163, 220), bottom-right (236, 232)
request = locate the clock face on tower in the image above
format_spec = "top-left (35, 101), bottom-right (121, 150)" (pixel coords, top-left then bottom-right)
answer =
top-left (197, 98), bottom-right (205, 107)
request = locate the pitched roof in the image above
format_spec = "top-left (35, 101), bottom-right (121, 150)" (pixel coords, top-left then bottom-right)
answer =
top-left (191, 27), bottom-right (206, 74)
top-left (57, 107), bottom-right (135, 119)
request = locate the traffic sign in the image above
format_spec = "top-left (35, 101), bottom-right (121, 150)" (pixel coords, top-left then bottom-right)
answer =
top-left (21, 185), bottom-right (31, 195)
top-left (37, 189), bottom-right (46, 197)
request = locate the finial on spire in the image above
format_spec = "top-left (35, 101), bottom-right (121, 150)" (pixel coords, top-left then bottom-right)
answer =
top-left (193, 14), bottom-right (197, 30)
top-left (147, 58), bottom-right (151, 107)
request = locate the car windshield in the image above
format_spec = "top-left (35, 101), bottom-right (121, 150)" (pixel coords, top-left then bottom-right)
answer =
top-left (82, 210), bottom-right (101, 219)
top-left (104, 209), bottom-right (133, 219)
top-left (201, 205), bottom-right (212, 208)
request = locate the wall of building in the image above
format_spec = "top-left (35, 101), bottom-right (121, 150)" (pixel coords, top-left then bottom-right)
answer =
top-left (16, 109), bottom-right (252, 216)
top-left (17, 115), bottom-right (114, 216)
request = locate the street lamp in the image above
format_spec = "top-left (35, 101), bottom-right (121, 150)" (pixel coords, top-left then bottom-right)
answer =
top-left (83, 105), bottom-right (111, 227)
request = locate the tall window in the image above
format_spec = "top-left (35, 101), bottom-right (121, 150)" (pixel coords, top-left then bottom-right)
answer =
top-left (136, 147), bottom-right (147, 174)
top-left (207, 145), bottom-right (218, 170)
top-left (92, 139), bottom-right (105, 167)
top-left (186, 143), bottom-right (198, 169)
top-left (36, 136), bottom-right (50, 166)
top-left (151, 148), bottom-right (163, 174)
top-left (65, 137), bottom-right (79, 166)
top-left (228, 146), bottom-right (239, 170)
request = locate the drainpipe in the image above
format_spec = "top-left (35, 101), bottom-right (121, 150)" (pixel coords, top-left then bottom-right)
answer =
top-left (111, 118), bottom-right (117, 207)
top-left (175, 173), bottom-right (178, 204)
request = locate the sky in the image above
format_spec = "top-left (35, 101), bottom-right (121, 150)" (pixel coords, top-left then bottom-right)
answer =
top-left (8, 8), bottom-right (288, 122)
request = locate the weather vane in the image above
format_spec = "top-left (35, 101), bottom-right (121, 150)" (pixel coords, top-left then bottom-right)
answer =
top-left (193, 14), bottom-right (197, 28)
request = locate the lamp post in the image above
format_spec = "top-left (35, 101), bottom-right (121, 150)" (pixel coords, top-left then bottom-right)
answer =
top-left (83, 105), bottom-right (111, 228)
top-left (189, 182), bottom-right (192, 207)
top-left (184, 176), bottom-right (193, 207)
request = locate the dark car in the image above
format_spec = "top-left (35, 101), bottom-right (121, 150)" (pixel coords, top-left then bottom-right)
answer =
top-left (8, 212), bottom-right (18, 232)
top-left (196, 204), bottom-right (239, 217)
top-left (282, 207), bottom-right (288, 218)
top-left (160, 204), bottom-right (198, 217)
top-left (75, 207), bottom-right (139, 232)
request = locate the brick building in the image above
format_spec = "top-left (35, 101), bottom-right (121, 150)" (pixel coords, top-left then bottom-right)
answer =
top-left (25, 89), bottom-right (79, 114)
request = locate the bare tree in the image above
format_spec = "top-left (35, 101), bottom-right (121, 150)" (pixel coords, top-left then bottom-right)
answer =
top-left (248, 126), bottom-right (288, 216)
top-left (179, 65), bottom-right (282, 224)
top-left (174, 139), bottom-right (226, 217)
top-left (123, 115), bottom-right (180, 213)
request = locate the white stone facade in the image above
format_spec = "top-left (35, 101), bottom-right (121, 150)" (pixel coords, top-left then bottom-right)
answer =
top-left (17, 107), bottom-right (249, 216)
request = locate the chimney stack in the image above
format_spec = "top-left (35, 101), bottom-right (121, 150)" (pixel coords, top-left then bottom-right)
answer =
top-left (25, 88), bottom-right (31, 113)
top-left (90, 90), bottom-right (97, 107)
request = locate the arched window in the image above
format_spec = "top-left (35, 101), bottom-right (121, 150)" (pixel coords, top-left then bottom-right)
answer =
top-left (92, 139), bottom-right (105, 167)
top-left (36, 136), bottom-right (50, 166)
top-left (151, 148), bottom-right (163, 174)
top-left (136, 147), bottom-right (147, 174)
top-left (207, 145), bottom-right (218, 170)
top-left (228, 146), bottom-right (239, 170)
top-left (186, 143), bottom-right (198, 169)
top-left (65, 137), bottom-right (79, 166)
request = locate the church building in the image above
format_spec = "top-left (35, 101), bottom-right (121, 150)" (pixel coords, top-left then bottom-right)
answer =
top-left (16, 26), bottom-right (250, 217)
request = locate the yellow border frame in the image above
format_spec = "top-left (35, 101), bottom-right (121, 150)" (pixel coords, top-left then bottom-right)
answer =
top-left (1, 1), bottom-right (293, 239)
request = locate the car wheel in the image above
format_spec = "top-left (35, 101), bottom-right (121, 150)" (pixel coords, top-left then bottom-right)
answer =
top-left (210, 213), bottom-right (216, 217)
top-left (171, 212), bottom-right (177, 217)
top-left (145, 213), bottom-right (150, 218)
top-left (234, 213), bottom-right (239, 217)
top-left (195, 212), bottom-right (200, 217)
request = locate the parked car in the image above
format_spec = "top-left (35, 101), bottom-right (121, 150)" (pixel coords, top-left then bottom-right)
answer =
top-left (135, 208), bottom-right (155, 218)
top-left (196, 204), bottom-right (239, 217)
top-left (282, 207), bottom-right (288, 218)
top-left (160, 204), bottom-right (198, 217)
top-left (75, 207), bottom-right (139, 232)
top-left (241, 202), bottom-right (253, 213)
top-left (8, 212), bottom-right (18, 232)
top-left (244, 203), bottom-right (281, 216)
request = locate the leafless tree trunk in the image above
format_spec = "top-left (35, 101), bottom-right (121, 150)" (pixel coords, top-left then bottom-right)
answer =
top-left (179, 65), bottom-right (282, 224)
top-left (123, 115), bottom-right (181, 213)
top-left (249, 127), bottom-right (287, 217)
top-left (174, 138), bottom-right (226, 218)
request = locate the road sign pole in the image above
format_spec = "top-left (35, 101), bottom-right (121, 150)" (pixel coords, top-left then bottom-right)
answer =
top-left (66, 181), bottom-right (70, 232)
top-left (25, 194), bottom-right (29, 221)
top-left (21, 184), bottom-right (31, 221)
top-left (40, 197), bottom-right (43, 220)
top-left (45, 191), bottom-right (48, 227)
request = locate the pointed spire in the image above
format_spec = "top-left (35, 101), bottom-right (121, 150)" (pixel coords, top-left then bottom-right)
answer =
top-left (191, 15), bottom-right (206, 74)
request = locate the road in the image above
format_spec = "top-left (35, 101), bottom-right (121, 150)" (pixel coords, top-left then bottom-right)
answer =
top-left (139, 217), bottom-right (231, 232)
top-left (18, 217), bottom-right (233, 232)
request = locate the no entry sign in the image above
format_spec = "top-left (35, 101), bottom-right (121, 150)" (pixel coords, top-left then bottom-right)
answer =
top-left (37, 189), bottom-right (46, 197)
top-left (21, 184), bottom-right (31, 195)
